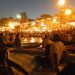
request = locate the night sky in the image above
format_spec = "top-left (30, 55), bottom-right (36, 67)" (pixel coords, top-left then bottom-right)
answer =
top-left (0, 0), bottom-right (75, 19)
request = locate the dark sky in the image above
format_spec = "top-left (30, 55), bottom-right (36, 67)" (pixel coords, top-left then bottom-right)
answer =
top-left (0, 0), bottom-right (75, 19)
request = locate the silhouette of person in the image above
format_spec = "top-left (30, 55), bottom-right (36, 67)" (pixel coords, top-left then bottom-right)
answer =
top-left (0, 33), bottom-right (14, 75)
top-left (42, 35), bottom-right (53, 67)
top-left (15, 33), bottom-right (21, 47)
top-left (45, 44), bottom-right (51, 67)
top-left (0, 33), bottom-right (4, 46)
top-left (0, 33), bottom-right (8, 66)
top-left (50, 34), bottom-right (65, 71)
top-left (42, 34), bottom-right (52, 48)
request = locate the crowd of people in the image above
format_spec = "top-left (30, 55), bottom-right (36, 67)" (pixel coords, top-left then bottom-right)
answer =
top-left (0, 32), bottom-right (21, 47)
top-left (0, 26), bottom-right (75, 74)
top-left (0, 32), bottom-right (21, 74)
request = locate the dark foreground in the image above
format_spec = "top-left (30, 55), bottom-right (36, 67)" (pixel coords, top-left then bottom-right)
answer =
top-left (7, 47), bottom-right (75, 75)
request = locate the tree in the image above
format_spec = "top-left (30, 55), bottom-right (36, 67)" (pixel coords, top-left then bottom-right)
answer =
top-left (8, 17), bottom-right (15, 22)
top-left (20, 12), bottom-right (28, 23)
top-left (20, 12), bottom-right (27, 19)
top-left (0, 18), bottom-right (9, 27)
top-left (40, 14), bottom-right (52, 19)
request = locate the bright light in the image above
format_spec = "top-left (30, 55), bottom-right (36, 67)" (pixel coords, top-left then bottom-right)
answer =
top-left (17, 14), bottom-right (21, 19)
top-left (23, 38), bottom-right (27, 42)
top-left (58, 0), bottom-right (66, 6)
top-left (30, 37), bottom-right (35, 43)
top-left (68, 22), bottom-right (75, 26)
top-left (9, 22), bottom-right (15, 29)
top-left (1, 27), bottom-right (5, 32)
top-left (52, 18), bottom-right (57, 23)
top-left (31, 21), bottom-right (36, 26)
top-left (65, 9), bottom-right (72, 15)
top-left (42, 27), bottom-right (47, 32)
top-left (39, 38), bottom-right (43, 43)
top-left (33, 27), bottom-right (39, 31)
top-left (41, 22), bottom-right (45, 26)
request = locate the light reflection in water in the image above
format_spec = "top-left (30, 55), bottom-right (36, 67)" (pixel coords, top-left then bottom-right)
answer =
top-left (22, 37), bottom-right (43, 43)
top-left (30, 37), bottom-right (35, 43)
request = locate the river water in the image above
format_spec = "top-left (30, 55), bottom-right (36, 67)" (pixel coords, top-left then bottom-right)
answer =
top-left (21, 37), bottom-right (43, 44)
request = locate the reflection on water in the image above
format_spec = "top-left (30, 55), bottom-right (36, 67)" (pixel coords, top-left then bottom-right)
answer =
top-left (21, 37), bottom-right (43, 44)
top-left (30, 37), bottom-right (35, 43)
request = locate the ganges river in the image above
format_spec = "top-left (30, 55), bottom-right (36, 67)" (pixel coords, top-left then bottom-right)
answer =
top-left (21, 37), bottom-right (43, 44)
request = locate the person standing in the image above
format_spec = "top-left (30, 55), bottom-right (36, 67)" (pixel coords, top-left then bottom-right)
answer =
top-left (50, 34), bottom-right (66, 71)
top-left (42, 34), bottom-right (53, 48)
top-left (15, 33), bottom-right (21, 47)
top-left (42, 34), bottom-right (53, 67)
